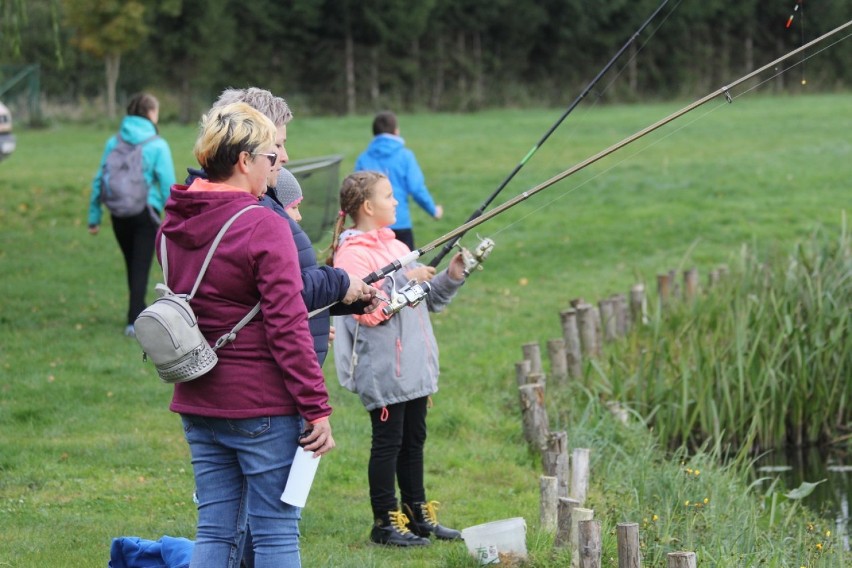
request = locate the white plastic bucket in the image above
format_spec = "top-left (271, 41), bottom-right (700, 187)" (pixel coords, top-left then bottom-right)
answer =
top-left (461, 517), bottom-right (527, 565)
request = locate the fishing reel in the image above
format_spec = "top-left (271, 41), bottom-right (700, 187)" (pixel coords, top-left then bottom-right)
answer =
top-left (458, 236), bottom-right (495, 277)
top-left (382, 280), bottom-right (432, 316)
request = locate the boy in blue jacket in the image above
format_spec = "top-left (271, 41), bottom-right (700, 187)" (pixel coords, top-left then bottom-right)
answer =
top-left (354, 111), bottom-right (443, 250)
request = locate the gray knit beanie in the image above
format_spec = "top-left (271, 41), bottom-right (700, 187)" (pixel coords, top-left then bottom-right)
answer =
top-left (274, 168), bottom-right (303, 208)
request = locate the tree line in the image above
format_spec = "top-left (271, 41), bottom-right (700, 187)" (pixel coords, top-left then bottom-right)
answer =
top-left (1, 0), bottom-right (850, 122)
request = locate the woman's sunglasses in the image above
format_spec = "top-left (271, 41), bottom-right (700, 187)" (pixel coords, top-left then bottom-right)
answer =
top-left (255, 152), bottom-right (277, 167)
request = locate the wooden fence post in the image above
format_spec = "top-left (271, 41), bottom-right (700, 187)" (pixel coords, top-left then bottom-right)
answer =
top-left (667, 552), bottom-right (696, 568)
top-left (540, 475), bottom-right (558, 531)
top-left (599, 298), bottom-right (617, 343)
top-left (617, 522), bottom-right (641, 568)
top-left (515, 360), bottom-right (531, 386)
top-left (555, 497), bottom-right (580, 548)
top-left (571, 508), bottom-right (595, 568)
top-left (668, 269), bottom-right (679, 299)
top-left (543, 431), bottom-right (569, 497)
top-left (612, 293), bottom-right (628, 336)
top-left (560, 308), bottom-right (583, 378)
top-left (522, 342), bottom-right (543, 375)
top-left (571, 448), bottom-right (591, 505)
top-left (629, 284), bottom-right (647, 325)
top-left (578, 519), bottom-right (602, 568)
top-left (657, 273), bottom-right (671, 307)
top-left (576, 303), bottom-right (598, 357)
top-left (547, 338), bottom-right (568, 384)
top-left (683, 267), bottom-right (699, 300)
top-left (519, 383), bottom-right (549, 450)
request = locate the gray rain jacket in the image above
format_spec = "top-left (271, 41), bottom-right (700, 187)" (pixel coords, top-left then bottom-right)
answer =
top-left (332, 229), bottom-right (464, 411)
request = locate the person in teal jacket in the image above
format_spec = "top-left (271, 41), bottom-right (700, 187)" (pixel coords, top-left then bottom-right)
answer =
top-left (354, 111), bottom-right (443, 250)
top-left (88, 93), bottom-right (175, 336)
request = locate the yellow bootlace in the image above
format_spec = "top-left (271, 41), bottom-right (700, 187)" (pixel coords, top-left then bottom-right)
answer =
top-left (389, 509), bottom-right (414, 534)
top-left (421, 501), bottom-right (442, 526)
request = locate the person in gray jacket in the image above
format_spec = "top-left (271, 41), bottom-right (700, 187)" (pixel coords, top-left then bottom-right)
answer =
top-left (327, 171), bottom-right (467, 547)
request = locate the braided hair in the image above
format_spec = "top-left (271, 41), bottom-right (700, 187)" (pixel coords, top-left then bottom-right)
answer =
top-left (325, 171), bottom-right (388, 266)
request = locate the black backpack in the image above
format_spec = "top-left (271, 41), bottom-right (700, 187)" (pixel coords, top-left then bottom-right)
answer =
top-left (100, 133), bottom-right (159, 217)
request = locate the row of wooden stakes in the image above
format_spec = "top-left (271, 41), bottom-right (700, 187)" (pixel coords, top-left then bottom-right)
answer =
top-left (512, 268), bottom-right (730, 566)
top-left (520, 265), bottom-right (729, 381)
top-left (518, 374), bottom-right (700, 567)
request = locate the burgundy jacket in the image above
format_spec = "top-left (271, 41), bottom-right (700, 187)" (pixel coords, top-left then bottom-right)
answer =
top-left (159, 182), bottom-right (331, 423)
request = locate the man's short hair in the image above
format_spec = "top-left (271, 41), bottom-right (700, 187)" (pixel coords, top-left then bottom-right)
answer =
top-left (372, 111), bottom-right (397, 136)
top-left (214, 87), bottom-right (293, 127)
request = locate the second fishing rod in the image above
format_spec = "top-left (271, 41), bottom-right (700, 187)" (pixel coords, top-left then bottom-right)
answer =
top-left (425, 0), bottom-right (672, 269)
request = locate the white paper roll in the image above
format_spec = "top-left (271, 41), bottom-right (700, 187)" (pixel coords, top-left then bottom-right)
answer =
top-left (280, 446), bottom-right (321, 508)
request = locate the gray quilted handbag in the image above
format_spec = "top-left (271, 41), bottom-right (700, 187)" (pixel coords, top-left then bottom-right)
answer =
top-left (134, 206), bottom-right (261, 383)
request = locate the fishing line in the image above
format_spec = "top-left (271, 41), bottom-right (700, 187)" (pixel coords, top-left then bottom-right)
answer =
top-left (485, 30), bottom-right (852, 238)
top-left (739, 31), bottom-right (850, 95)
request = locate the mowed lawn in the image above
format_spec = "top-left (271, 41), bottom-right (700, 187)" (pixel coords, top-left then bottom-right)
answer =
top-left (0, 92), bottom-right (849, 566)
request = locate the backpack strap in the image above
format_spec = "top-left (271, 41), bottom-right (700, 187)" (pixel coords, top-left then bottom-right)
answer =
top-left (160, 204), bottom-right (263, 350)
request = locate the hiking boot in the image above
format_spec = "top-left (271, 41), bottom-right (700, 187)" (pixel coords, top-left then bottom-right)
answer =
top-left (370, 509), bottom-right (431, 547)
top-left (403, 501), bottom-right (462, 540)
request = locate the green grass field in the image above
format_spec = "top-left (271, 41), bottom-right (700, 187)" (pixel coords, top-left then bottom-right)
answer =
top-left (0, 93), bottom-right (850, 566)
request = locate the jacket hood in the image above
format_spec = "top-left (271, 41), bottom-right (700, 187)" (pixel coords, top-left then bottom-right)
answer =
top-left (118, 115), bottom-right (158, 145)
top-left (364, 134), bottom-right (405, 160)
top-left (337, 227), bottom-right (396, 249)
top-left (161, 183), bottom-right (262, 251)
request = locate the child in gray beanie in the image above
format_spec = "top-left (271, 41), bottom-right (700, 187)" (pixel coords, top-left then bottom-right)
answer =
top-left (274, 167), bottom-right (304, 219)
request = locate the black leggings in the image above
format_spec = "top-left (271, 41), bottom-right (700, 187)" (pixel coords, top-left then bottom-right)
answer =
top-left (392, 228), bottom-right (414, 251)
top-left (369, 396), bottom-right (428, 517)
top-left (111, 209), bottom-right (159, 324)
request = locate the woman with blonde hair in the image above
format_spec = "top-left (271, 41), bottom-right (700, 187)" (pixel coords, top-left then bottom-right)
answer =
top-left (160, 102), bottom-right (334, 567)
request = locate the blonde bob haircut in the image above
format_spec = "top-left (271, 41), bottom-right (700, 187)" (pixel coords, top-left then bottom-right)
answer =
top-left (193, 102), bottom-right (277, 182)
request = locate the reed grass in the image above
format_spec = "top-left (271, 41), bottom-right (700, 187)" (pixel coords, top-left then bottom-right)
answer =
top-left (594, 218), bottom-right (851, 454)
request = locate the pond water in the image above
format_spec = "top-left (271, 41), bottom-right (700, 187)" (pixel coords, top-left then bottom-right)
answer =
top-left (753, 446), bottom-right (852, 550)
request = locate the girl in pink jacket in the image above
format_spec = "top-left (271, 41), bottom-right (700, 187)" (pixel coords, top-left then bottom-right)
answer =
top-left (327, 171), bottom-right (467, 547)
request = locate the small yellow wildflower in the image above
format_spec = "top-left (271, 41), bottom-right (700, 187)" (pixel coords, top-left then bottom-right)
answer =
top-left (826, 530), bottom-right (831, 537)
top-left (684, 500), bottom-right (690, 506)
top-left (694, 469), bottom-right (701, 476)
top-left (703, 498), bottom-right (710, 504)
top-left (652, 514), bottom-right (659, 522)
top-left (816, 543), bottom-right (823, 550)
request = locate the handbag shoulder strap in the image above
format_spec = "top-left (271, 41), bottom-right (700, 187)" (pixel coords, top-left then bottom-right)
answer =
top-left (160, 204), bottom-right (263, 350)
top-left (161, 204), bottom-right (260, 298)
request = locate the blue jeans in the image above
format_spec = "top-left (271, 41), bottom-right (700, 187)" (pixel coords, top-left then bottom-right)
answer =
top-left (181, 414), bottom-right (303, 568)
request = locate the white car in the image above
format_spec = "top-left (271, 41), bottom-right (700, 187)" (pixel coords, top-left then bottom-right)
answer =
top-left (0, 101), bottom-right (17, 160)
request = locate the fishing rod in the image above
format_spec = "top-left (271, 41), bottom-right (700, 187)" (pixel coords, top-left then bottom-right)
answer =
top-left (353, 18), bottom-right (851, 315)
top-left (313, 18), bottom-right (850, 319)
top-left (426, 0), bottom-right (672, 269)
